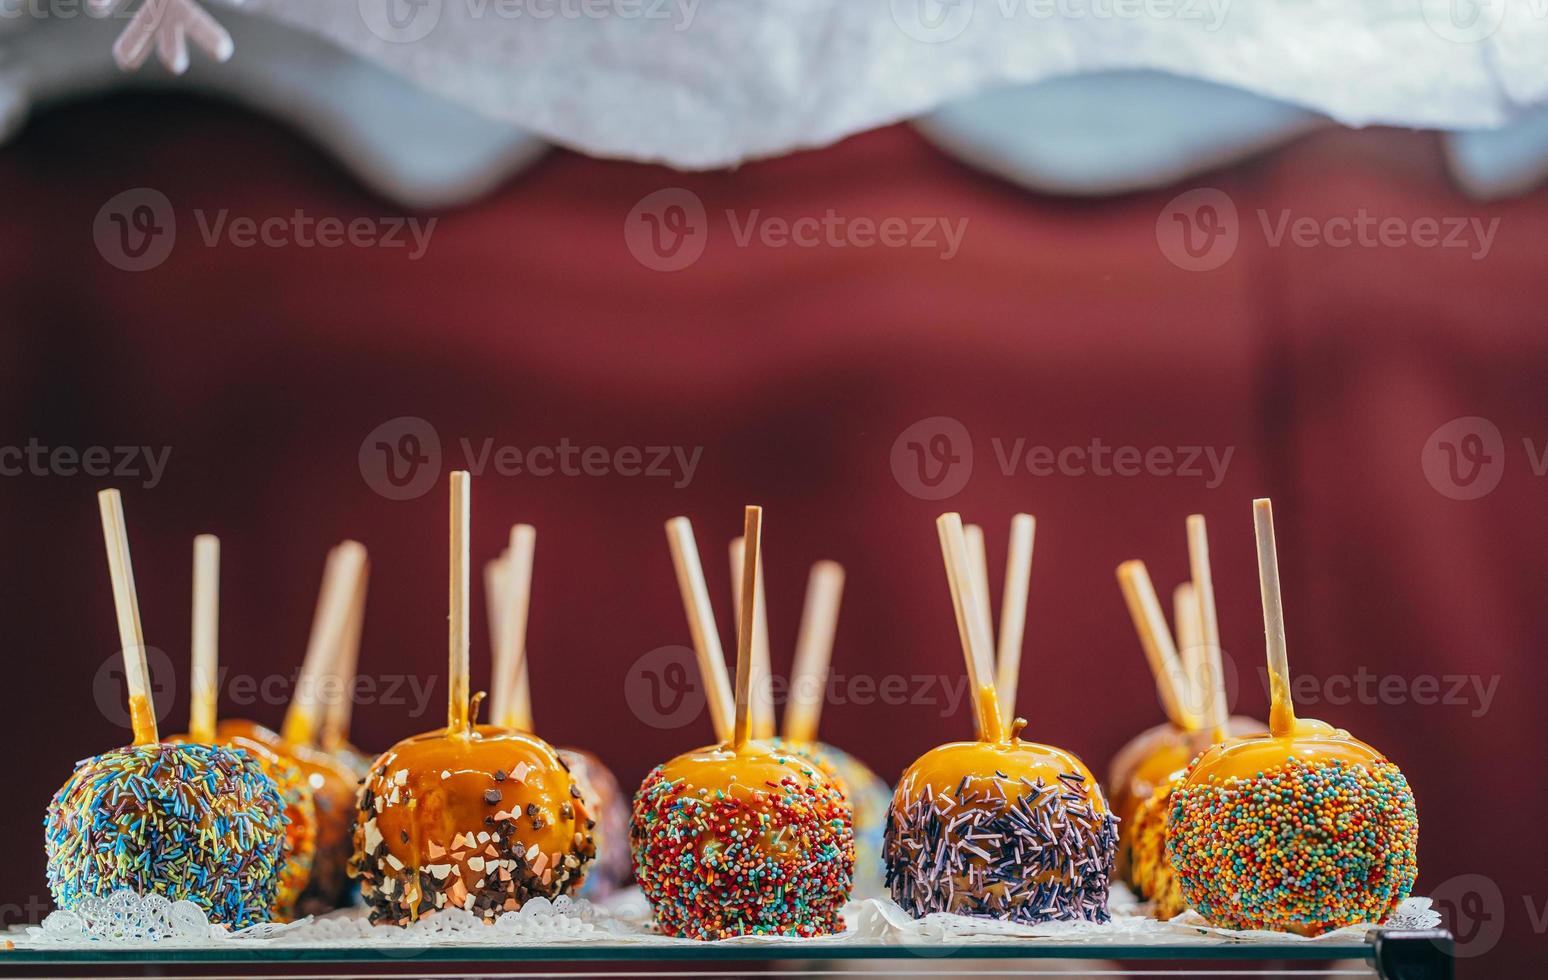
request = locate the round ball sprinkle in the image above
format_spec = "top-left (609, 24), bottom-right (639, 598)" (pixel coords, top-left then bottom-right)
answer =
top-left (1168, 755), bottom-right (1418, 935)
top-left (631, 743), bottom-right (854, 940)
top-left (771, 739), bottom-right (890, 896)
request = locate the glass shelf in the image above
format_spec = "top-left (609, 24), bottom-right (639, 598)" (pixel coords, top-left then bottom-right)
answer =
top-left (0, 931), bottom-right (1454, 979)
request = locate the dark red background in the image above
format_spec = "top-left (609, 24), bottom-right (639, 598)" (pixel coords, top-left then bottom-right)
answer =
top-left (2, 94), bottom-right (1544, 974)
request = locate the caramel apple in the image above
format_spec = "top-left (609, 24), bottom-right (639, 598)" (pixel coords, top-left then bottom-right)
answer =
top-left (885, 514), bottom-right (1117, 924)
top-left (46, 493), bottom-right (287, 929)
top-left (1166, 500), bottom-right (1418, 935)
top-left (632, 509), bottom-right (854, 939)
top-left (349, 473), bottom-right (595, 925)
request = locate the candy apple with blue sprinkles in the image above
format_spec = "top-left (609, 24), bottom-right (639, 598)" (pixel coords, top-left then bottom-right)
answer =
top-left (45, 491), bottom-right (287, 929)
top-left (1166, 500), bottom-right (1418, 936)
top-left (884, 513), bottom-right (1118, 926)
top-left (631, 511), bottom-right (854, 940)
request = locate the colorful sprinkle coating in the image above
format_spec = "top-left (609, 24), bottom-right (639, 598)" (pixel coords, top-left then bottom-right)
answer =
top-left (1129, 781), bottom-right (1186, 920)
top-left (884, 771), bottom-right (1119, 925)
top-left (1168, 756), bottom-right (1418, 935)
top-left (770, 739), bottom-right (891, 895)
top-left (172, 732), bottom-right (319, 922)
top-left (560, 749), bottom-right (632, 900)
top-left (630, 754), bottom-right (855, 940)
top-left (44, 743), bottom-right (287, 929)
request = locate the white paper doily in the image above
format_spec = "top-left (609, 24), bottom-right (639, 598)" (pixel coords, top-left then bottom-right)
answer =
top-left (15, 888), bottom-right (1440, 950)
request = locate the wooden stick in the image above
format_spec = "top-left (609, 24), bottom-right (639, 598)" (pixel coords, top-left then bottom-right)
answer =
top-left (492, 525), bottom-right (536, 731)
top-left (729, 537), bottom-right (775, 740)
top-left (732, 506), bottom-right (762, 749)
top-left (784, 560), bottom-right (845, 744)
top-left (1253, 499), bottom-right (1297, 738)
top-left (664, 517), bottom-right (735, 742)
top-left (1186, 515), bottom-right (1229, 738)
top-left (448, 471), bottom-right (472, 735)
top-left (994, 514), bottom-right (1036, 716)
top-left (189, 534), bottom-right (220, 744)
top-left (937, 513), bottom-right (1005, 743)
top-left (323, 557), bottom-right (369, 749)
top-left (1116, 560), bottom-right (1198, 731)
top-left (484, 555), bottom-right (508, 717)
top-left (963, 523), bottom-right (995, 649)
top-left (98, 490), bottom-right (158, 746)
top-left (1173, 582), bottom-right (1207, 726)
top-left (283, 541), bottom-right (367, 746)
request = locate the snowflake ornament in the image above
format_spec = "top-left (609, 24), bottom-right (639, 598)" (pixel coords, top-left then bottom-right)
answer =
top-left (89, 0), bottom-right (235, 75)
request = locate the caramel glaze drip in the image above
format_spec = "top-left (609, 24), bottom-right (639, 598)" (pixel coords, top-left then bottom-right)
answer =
top-left (216, 718), bottom-right (359, 901)
top-left (128, 694), bottom-right (158, 746)
top-left (1184, 718), bottom-right (1387, 786)
top-left (354, 727), bottom-right (594, 920)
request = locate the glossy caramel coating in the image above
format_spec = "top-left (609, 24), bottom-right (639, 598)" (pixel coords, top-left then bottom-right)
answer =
top-left (351, 727), bottom-right (595, 924)
top-left (216, 719), bottom-right (358, 906)
top-left (897, 738), bottom-right (1104, 811)
top-left (1182, 719), bottom-right (1384, 785)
